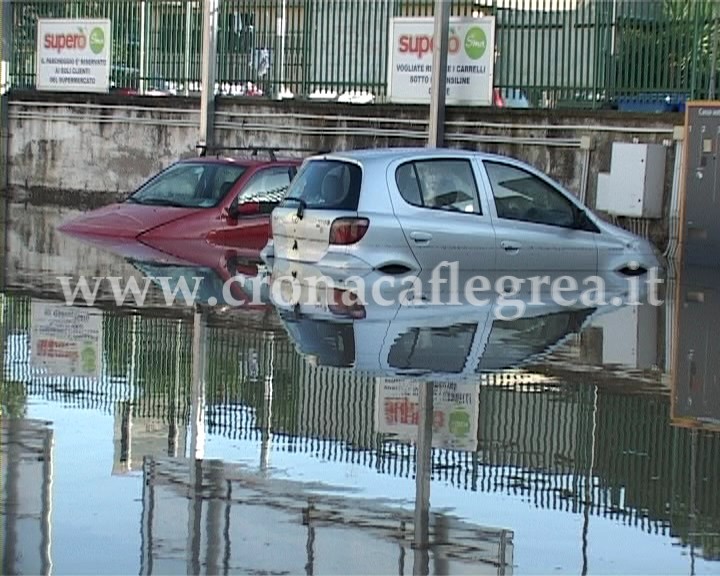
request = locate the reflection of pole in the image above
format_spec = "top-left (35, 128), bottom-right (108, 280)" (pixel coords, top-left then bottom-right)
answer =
top-left (223, 480), bottom-right (232, 576)
top-left (304, 503), bottom-right (315, 576)
top-left (168, 319), bottom-right (182, 457)
top-left (120, 402), bottom-right (133, 472)
top-left (41, 429), bottom-right (54, 576)
top-left (432, 514), bottom-right (449, 576)
top-left (187, 309), bottom-right (206, 575)
top-left (581, 385), bottom-right (598, 576)
top-left (3, 419), bottom-right (20, 576)
top-left (427, 0), bottom-right (450, 148)
top-left (413, 381), bottom-right (433, 576)
top-left (260, 334), bottom-right (275, 473)
top-left (139, 458), bottom-right (155, 576)
top-left (190, 310), bottom-right (206, 461)
top-left (690, 429), bottom-right (698, 576)
top-left (129, 315), bottom-right (138, 388)
top-left (187, 459), bottom-right (203, 576)
top-left (205, 463), bottom-right (224, 576)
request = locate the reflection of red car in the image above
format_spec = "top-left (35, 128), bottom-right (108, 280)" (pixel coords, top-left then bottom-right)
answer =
top-left (68, 232), bottom-right (271, 310)
top-left (58, 151), bottom-right (302, 249)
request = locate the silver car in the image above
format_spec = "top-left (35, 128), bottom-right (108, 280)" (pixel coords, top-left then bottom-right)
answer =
top-left (263, 147), bottom-right (660, 276)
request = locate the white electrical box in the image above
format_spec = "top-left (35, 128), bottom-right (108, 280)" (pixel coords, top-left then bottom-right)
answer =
top-left (595, 142), bottom-right (666, 218)
top-left (590, 305), bottom-right (658, 369)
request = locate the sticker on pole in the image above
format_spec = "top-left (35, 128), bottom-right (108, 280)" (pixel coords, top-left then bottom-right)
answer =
top-left (387, 16), bottom-right (495, 106)
top-left (36, 19), bottom-right (112, 93)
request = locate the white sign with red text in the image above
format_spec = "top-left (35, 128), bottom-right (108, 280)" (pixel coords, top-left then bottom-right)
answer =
top-left (388, 16), bottom-right (495, 106)
top-left (30, 300), bottom-right (103, 378)
top-left (374, 377), bottom-right (479, 451)
top-left (36, 19), bottom-right (111, 92)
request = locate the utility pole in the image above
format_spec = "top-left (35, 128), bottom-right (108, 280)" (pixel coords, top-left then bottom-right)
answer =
top-left (710, 1), bottom-right (719, 99)
top-left (1, 0), bottom-right (13, 191)
top-left (199, 0), bottom-right (219, 153)
top-left (427, 0), bottom-right (450, 148)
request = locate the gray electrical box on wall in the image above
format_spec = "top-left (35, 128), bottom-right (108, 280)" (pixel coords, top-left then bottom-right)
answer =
top-left (596, 142), bottom-right (667, 218)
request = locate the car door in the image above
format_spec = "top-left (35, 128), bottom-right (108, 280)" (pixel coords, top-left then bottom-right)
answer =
top-left (388, 156), bottom-right (497, 274)
top-left (479, 159), bottom-right (598, 274)
top-left (208, 166), bottom-right (294, 249)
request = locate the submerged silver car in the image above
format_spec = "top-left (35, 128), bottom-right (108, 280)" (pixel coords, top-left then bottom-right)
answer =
top-left (263, 147), bottom-right (660, 276)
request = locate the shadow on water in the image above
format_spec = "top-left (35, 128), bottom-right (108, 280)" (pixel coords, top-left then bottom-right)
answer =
top-left (1, 199), bottom-right (720, 574)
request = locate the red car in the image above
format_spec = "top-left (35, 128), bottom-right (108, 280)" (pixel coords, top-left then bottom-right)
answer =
top-left (59, 149), bottom-right (303, 250)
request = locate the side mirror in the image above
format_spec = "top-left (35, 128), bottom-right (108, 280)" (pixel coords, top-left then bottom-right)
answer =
top-left (231, 201), bottom-right (260, 218)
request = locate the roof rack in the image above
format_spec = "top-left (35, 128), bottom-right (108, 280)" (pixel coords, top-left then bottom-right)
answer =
top-left (195, 145), bottom-right (331, 161)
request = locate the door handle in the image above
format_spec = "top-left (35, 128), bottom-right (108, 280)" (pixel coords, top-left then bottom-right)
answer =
top-left (410, 231), bottom-right (433, 244)
top-left (501, 240), bottom-right (521, 253)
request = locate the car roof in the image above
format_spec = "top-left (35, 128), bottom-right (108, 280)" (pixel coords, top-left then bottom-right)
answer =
top-left (315, 147), bottom-right (503, 164)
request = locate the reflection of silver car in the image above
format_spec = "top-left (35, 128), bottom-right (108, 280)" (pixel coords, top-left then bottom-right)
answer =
top-left (273, 278), bottom-right (627, 376)
top-left (263, 148), bottom-right (660, 276)
top-left (262, 263), bottom-right (651, 376)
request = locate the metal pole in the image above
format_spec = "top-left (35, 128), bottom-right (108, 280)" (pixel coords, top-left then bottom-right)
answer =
top-left (1, 0), bottom-right (13, 191)
top-left (184, 0), bottom-right (193, 97)
top-left (279, 0), bottom-right (287, 97)
top-left (428, 0), bottom-right (450, 148)
top-left (710, 4), bottom-right (718, 100)
top-left (199, 0), bottom-right (219, 152)
top-left (139, 0), bottom-right (147, 95)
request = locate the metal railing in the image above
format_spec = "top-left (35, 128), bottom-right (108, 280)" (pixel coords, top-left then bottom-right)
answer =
top-left (7, 0), bottom-right (720, 108)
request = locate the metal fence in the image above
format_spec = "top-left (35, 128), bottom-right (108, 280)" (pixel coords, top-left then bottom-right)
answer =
top-left (7, 0), bottom-right (720, 107)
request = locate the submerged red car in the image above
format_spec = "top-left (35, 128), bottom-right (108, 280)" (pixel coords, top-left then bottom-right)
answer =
top-left (59, 149), bottom-right (303, 250)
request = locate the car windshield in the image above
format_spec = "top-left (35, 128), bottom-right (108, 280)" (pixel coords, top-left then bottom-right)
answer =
top-left (127, 162), bottom-right (247, 208)
top-left (280, 159), bottom-right (362, 210)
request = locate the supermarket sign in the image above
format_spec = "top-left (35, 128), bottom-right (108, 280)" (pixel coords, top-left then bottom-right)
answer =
top-left (387, 16), bottom-right (495, 106)
top-left (374, 378), bottom-right (479, 451)
top-left (30, 300), bottom-right (103, 378)
top-left (36, 18), bottom-right (111, 92)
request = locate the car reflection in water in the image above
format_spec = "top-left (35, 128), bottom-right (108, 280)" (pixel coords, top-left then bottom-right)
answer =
top-left (265, 264), bottom-right (655, 376)
top-left (61, 231), bottom-right (270, 310)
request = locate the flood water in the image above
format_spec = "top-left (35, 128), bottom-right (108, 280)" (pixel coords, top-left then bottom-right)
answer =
top-left (2, 199), bottom-right (720, 575)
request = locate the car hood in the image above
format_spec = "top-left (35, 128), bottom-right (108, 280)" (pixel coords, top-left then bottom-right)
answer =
top-left (57, 202), bottom-right (201, 238)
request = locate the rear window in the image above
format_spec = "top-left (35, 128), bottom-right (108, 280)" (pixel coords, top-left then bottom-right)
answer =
top-left (280, 159), bottom-right (362, 211)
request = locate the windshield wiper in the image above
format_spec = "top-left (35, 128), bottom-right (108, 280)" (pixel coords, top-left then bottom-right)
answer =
top-left (132, 198), bottom-right (191, 208)
top-left (283, 196), bottom-right (307, 219)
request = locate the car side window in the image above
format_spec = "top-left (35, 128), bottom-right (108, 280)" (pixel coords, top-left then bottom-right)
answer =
top-left (483, 161), bottom-right (577, 228)
top-left (395, 159), bottom-right (482, 214)
top-left (237, 167), bottom-right (293, 204)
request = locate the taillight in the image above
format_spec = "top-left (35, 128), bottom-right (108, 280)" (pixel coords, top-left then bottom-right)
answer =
top-left (329, 218), bottom-right (369, 245)
top-left (328, 288), bottom-right (366, 319)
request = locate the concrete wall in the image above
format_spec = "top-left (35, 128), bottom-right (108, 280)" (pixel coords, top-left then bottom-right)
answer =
top-left (5, 90), bottom-right (681, 246)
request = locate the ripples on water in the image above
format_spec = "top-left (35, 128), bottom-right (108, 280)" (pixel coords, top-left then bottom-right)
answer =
top-left (1, 200), bottom-right (720, 575)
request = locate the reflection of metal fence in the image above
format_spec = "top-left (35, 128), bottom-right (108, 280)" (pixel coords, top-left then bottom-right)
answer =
top-left (8, 0), bottom-right (720, 107)
top-left (2, 291), bottom-right (720, 560)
